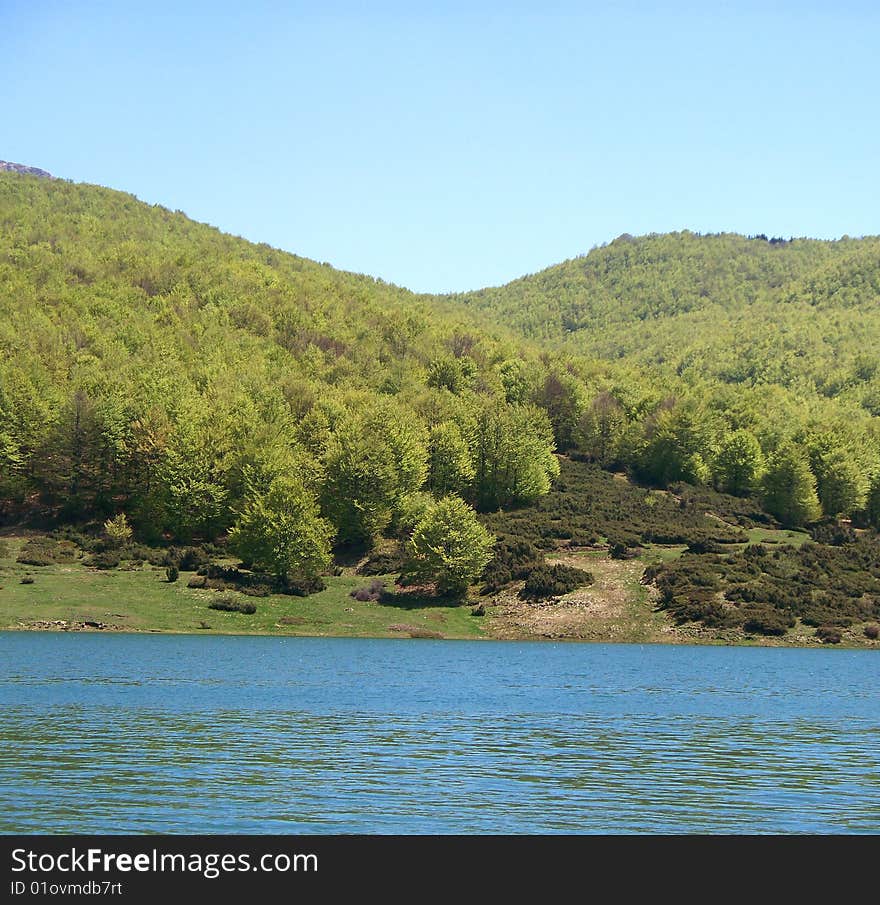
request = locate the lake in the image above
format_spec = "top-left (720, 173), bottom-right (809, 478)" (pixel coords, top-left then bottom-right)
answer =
top-left (1, 632), bottom-right (878, 833)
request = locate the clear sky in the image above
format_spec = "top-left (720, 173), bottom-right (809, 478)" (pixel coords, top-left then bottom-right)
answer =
top-left (3, 1), bottom-right (879, 292)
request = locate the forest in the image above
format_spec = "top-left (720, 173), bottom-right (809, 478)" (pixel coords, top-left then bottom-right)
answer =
top-left (2, 171), bottom-right (880, 644)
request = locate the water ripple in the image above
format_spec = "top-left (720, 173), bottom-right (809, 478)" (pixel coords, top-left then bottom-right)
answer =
top-left (1, 633), bottom-right (878, 833)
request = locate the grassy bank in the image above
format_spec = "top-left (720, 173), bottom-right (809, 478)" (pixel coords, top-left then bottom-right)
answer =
top-left (0, 534), bottom-right (484, 640)
top-left (2, 532), bottom-right (878, 648)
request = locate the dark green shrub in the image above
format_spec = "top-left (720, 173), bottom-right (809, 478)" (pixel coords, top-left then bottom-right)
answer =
top-left (284, 576), bottom-right (326, 597)
top-left (741, 605), bottom-right (794, 636)
top-left (86, 552), bottom-right (121, 570)
top-left (208, 597), bottom-right (257, 615)
top-left (350, 579), bottom-right (385, 602)
top-left (686, 539), bottom-right (727, 555)
top-left (809, 519), bottom-right (856, 546)
top-left (357, 547), bottom-right (407, 576)
top-left (17, 537), bottom-right (78, 566)
top-left (166, 565), bottom-right (179, 583)
top-left (816, 625), bottom-right (842, 644)
top-left (481, 537), bottom-right (544, 592)
top-left (520, 564), bottom-right (593, 600)
top-left (864, 623), bottom-right (880, 640)
top-left (164, 546), bottom-right (210, 571)
top-left (20, 576), bottom-right (34, 584)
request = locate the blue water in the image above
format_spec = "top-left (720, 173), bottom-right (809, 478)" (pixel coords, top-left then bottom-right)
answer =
top-left (1, 632), bottom-right (878, 833)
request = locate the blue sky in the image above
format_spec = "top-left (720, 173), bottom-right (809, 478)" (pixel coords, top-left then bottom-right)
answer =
top-left (3, 1), bottom-right (879, 292)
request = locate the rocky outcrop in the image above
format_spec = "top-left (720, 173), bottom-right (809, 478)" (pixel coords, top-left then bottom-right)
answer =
top-left (0, 160), bottom-right (53, 179)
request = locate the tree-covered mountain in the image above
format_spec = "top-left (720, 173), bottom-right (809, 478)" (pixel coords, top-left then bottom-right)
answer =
top-left (0, 170), bottom-right (559, 595)
top-left (452, 230), bottom-right (880, 409)
top-left (2, 169), bottom-right (880, 624)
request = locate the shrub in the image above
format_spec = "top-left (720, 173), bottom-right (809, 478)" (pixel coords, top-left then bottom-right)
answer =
top-left (284, 576), bottom-right (326, 597)
top-left (357, 547), bottom-right (407, 576)
top-left (86, 552), bottom-right (121, 570)
top-left (20, 576), bottom-right (34, 584)
top-left (520, 564), bottom-right (593, 600)
top-left (165, 565), bottom-right (179, 583)
top-left (809, 519), bottom-right (856, 546)
top-left (16, 537), bottom-right (78, 566)
top-left (208, 597), bottom-right (257, 615)
top-left (103, 513), bottom-right (133, 547)
top-left (741, 605), bottom-right (794, 636)
top-left (864, 623), bottom-right (880, 640)
top-left (686, 539), bottom-right (727, 555)
top-left (163, 546), bottom-right (210, 571)
top-left (350, 579), bottom-right (385, 602)
top-left (481, 537), bottom-right (544, 593)
top-left (816, 625), bottom-right (842, 644)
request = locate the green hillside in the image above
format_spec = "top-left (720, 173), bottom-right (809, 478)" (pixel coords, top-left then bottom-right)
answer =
top-left (453, 230), bottom-right (880, 408)
top-left (2, 171), bottom-right (880, 646)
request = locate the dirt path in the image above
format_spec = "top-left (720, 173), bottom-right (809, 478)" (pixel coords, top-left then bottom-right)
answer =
top-left (486, 551), bottom-right (669, 642)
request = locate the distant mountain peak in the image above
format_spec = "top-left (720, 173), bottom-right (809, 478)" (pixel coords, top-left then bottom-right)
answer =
top-left (0, 160), bottom-right (54, 179)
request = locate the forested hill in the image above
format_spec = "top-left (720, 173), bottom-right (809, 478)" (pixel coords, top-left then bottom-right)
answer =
top-left (3, 169), bottom-right (880, 595)
top-left (0, 170), bottom-right (557, 551)
top-left (450, 231), bottom-right (880, 404)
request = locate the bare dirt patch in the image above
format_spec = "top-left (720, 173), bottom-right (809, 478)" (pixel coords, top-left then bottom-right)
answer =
top-left (486, 553), bottom-right (661, 641)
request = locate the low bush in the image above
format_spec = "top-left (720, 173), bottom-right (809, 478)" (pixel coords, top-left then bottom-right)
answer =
top-left (520, 564), bottom-right (593, 600)
top-left (481, 537), bottom-right (544, 593)
top-left (809, 519), bottom-right (856, 546)
top-left (17, 537), bottom-right (79, 566)
top-left (284, 576), bottom-right (326, 597)
top-left (357, 547), bottom-right (407, 576)
top-left (350, 579), bottom-right (385, 602)
top-left (208, 597), bottom-right (257, 615)
top-left (86, 552), bottom-right (121, 570)
top-left (816, 625), bottom-right (842, 644)
top-left (864, 623), bottom-right (880, 640)
top-left (646, 534), bottom-right (880, 633)
top-left (741, 605), bottom-right (794, 636)
top-left (164, 546), bottom-right (211, 571)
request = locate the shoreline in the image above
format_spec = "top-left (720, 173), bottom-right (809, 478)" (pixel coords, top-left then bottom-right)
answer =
top-left (3, 533), bottom-right (878, 652)
top-left (4, 621), bottom-right (877, 650)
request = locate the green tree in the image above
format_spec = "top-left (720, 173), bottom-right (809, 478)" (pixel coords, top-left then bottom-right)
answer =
top-left (714, 429), bottom-right (764, 495)
top-left (406, 496), bottom-right (494, 597)
top-left (427, 422), bottom-right (474, 497)
top-left (322, 403), bottom-right (427, 545)
top-left (576, 391), bottom-right (627, 467)
top-left (470, 404), bottom-right (559, 510)
top-left (534, 371), bottom-right (586, 451)
top-left (865, 476), bottom-right (880, 528)
top-left (637, 399), bottom-right (716, 486)
top-left (228, 477), bottom-right (333, 579)
top-left (807, 441), bottom-right (869, 517)
top-left (761, 444), bottom-right (821, 527)
top-left (103, 512), bottom-right (133, 547)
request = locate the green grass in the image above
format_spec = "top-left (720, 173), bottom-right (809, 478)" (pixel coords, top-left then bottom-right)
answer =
top-left (641, 544), bottom-right (689, 564)
top-left (0, 537), bottom-right (485, 640)
top-left (745, 526), bottom-right (811, 547)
